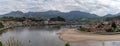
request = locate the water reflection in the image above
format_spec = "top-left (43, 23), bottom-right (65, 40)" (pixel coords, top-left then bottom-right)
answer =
top-left (28, 25), bottom-right (61, 31)
top-left (0, 25), bottom-right (120, 46)
top-left (0, 25), bottom-right (66, 46)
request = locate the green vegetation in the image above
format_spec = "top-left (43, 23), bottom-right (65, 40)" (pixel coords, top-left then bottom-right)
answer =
top-left (65, 43), bottom-right (70, 46)
top-left (105, 28), bottom-right (114, 32)
top-left (50, 16), bottom-right (65, 21)
top-left (97, 23), bottom-right (104, 28)
top-left (72, 18), bottom-right (99, 23)
top-left (0, 22), bottom-right (4, 28)
top-left (0, 17), bottom-right (43, 22)
top-left (111, 22), bottom-right (117, 29)
top-left (105, 21), bottom-right (118, 32)
top-left (0, 17), bottom-right (25, 21)
top-left (0, 41), bottom-right (3, 46)
top-left (0, 17), bottom-right (24, 21)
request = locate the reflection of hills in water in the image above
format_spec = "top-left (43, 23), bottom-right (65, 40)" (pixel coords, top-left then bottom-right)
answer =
top-left (28, 25), bottom-right (62, 31)
top-left (27, 25), bottom-right (81, 31)
top-left (0, 25), bottom-right (82, 35)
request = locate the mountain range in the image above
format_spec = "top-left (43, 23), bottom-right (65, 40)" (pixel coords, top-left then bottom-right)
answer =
top-left (104, 13), bottom-right (120, 21)
top-left (0, 11), bottom-right (99, 20)
top-left (1, 10), bottom-right (120, 21)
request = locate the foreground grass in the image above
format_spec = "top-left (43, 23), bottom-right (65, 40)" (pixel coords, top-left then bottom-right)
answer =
top-left (6, 37), bottom-right (23, 46)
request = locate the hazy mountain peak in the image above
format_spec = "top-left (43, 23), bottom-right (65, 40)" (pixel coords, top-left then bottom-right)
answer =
top-left (10, 11), bottom-right (23, 14)
top-left (0, 10), bottom-right (99, 20)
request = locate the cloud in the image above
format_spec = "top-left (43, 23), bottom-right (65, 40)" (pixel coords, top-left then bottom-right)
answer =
top-left (0, 0), bottom-right (120, 16)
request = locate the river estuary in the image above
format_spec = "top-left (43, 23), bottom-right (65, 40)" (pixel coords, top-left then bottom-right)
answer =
top-left (0, 25), bottom-right (120, 46)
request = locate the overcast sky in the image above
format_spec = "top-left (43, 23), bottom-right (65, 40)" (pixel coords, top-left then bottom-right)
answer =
top-left (0, 0), bottom-right (120, 16)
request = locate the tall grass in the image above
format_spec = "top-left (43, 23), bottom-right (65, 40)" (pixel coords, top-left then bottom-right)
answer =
top-left (5, 37), bottom-right (23, 46)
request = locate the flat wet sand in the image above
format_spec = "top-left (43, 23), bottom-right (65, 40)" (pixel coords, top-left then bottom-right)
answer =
top-left (59, 29), bottom-right (120, 42)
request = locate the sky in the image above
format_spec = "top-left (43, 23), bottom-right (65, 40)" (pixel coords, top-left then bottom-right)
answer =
top-left (0, 0), bottom-right (120, 16)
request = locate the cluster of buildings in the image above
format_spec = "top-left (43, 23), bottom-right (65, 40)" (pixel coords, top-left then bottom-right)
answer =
top-left (1, 19), bottom-right (68, 27)
top-left (79, 20), bottom-right (120, 32)
top-left (2, 19), bottom-right (36, 27)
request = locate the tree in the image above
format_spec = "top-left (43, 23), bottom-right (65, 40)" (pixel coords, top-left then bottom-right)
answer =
top-left (111, 22), bottom-right (117, 29)
top-left (50, 16), bottom-right (65, 21)
top-left (97, 23), bottom-right (104, 28)
top-left (0, 22), bottom-right (4, 28)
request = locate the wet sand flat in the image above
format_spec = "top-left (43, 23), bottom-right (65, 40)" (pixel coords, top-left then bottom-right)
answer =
top-left (59, 29), bottom-right (120, 42)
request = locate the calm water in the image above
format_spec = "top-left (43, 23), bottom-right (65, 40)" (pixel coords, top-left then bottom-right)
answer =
top-left (0, 25), bottom-right (120, 46)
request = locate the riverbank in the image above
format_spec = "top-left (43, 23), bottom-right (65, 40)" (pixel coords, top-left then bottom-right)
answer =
top-left (59, 29), bottom-right (120, 42)
top-left (0, 26), bottom-right (13, 31)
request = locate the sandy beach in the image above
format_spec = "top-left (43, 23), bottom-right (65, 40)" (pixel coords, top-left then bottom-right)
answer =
top-left (59, 29), bottom-right (120, 42)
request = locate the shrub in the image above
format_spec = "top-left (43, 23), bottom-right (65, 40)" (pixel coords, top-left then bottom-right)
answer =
top-left (0, 41), bottom-right (2, 46)
top-left (86, 30), bottom-right (91, 32)
top-left (111, 22), bottom-right (117, 29)
top-left (0, 22), bottom-right (4, 28)
top-left (105, 28), bottom-right (114, 32)
top-left (65, 43), bottom-right (70, 46)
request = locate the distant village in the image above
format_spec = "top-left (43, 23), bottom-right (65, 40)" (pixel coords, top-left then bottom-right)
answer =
top-left (79, 20), bottom-right (120, 32)
top-left (1, 19), bottom-right (68, 27)
top-left (0, 16), bottom-right (69, 28)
